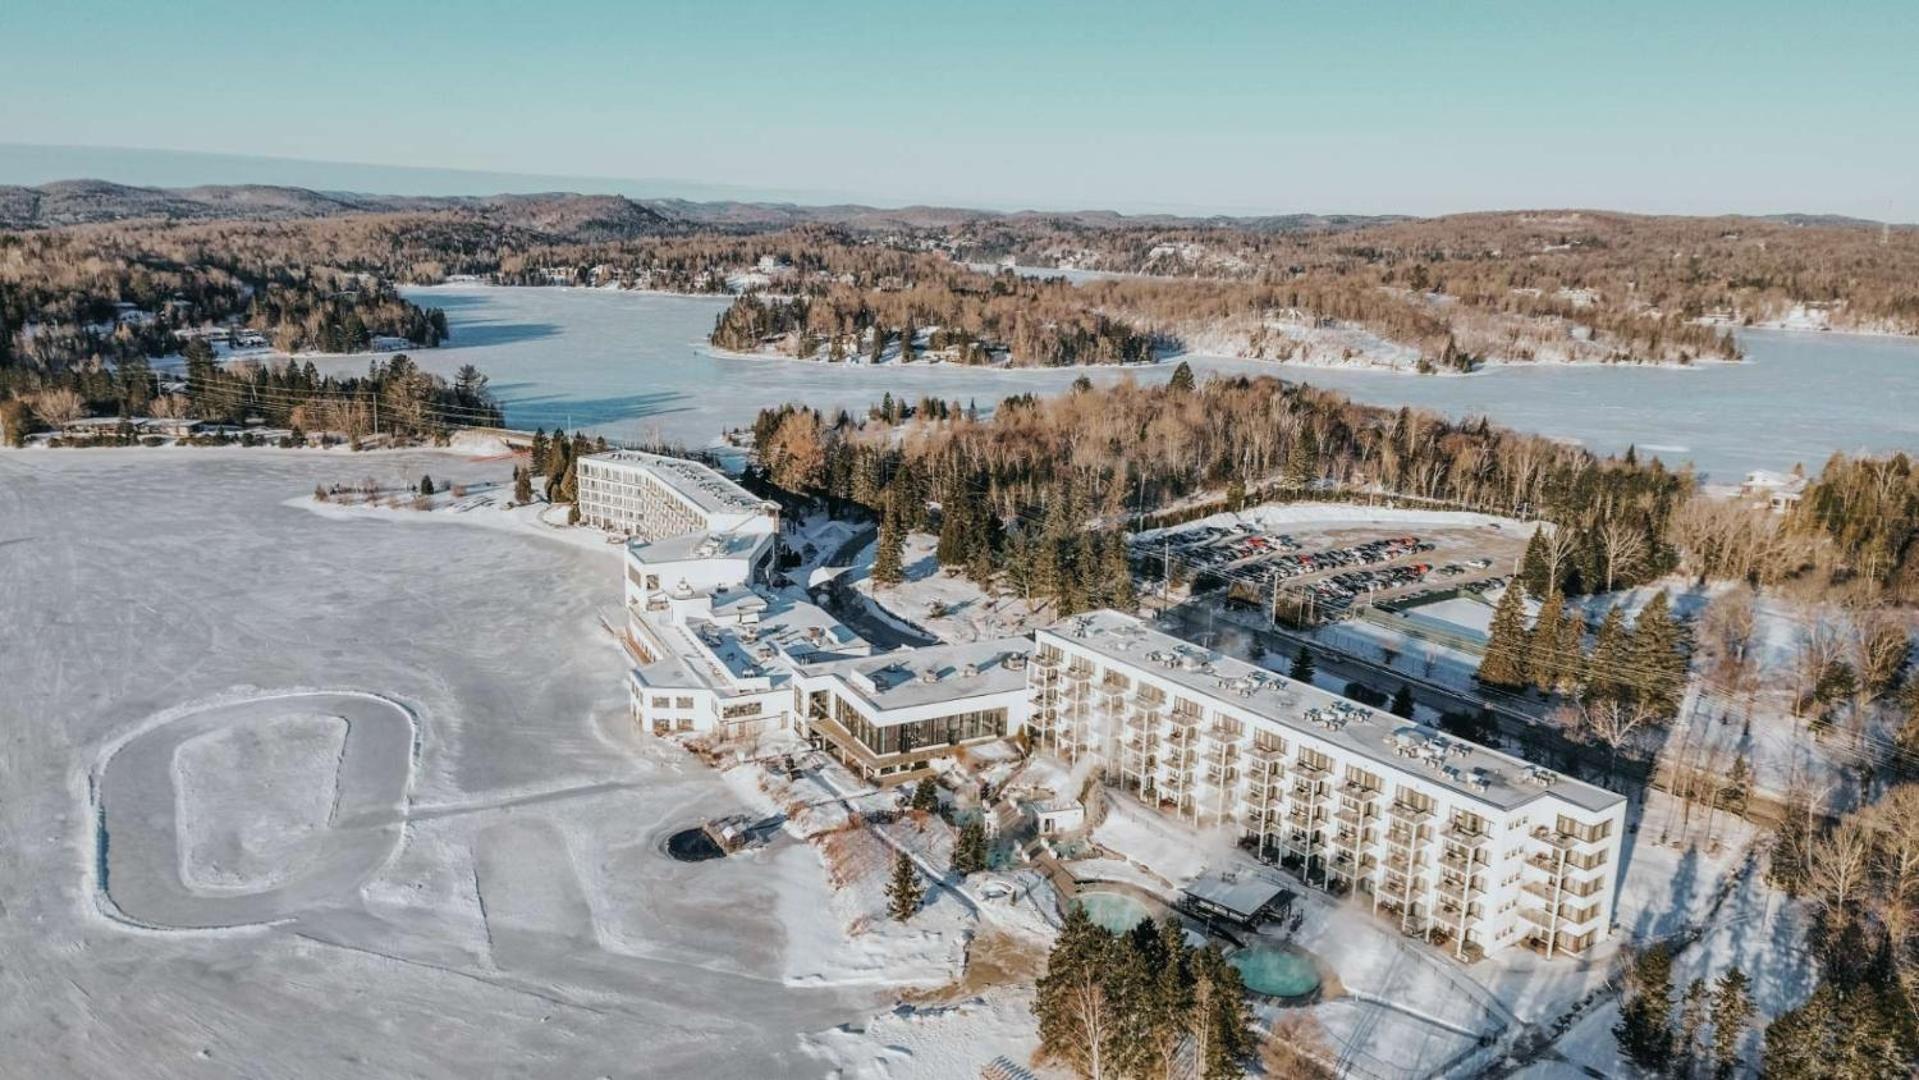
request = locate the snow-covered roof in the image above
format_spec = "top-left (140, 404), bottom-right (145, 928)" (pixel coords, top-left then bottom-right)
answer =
top-left (1181, 868), bottom-right (1287, 920)
top-left (802, 638), bottom-right (1033, 715)
top-left (627, 525), bottom-right (773, 567)
top-left (585, 449), bottom-right (772, 516)
top-left (1042, 610), bottom-right (1623, 815)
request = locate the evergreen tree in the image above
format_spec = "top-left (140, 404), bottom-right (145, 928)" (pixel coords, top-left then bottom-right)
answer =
top-left (1519, 529), bottom-right (1553, 595)
top-left (1679, 976), bottom-right (1710, 1074)
top-left (1390, 684), bottom-right (1416, 719)
top-left (1099, 532), bottom-right (1136, 610)
top-left (1034, 906), bottom-right (1121, 1076)
top-left (1144, 917), bottom-right (1195, 1075)
top-left (953, 820), bottom-right (988, 875)
top-left (1711, 966), bottom-right (1752, 1080)
top-left (513, 465), bottom-right (533, 504)
top-left (1168, 360), bottom-right (1195, 393)
top-left (1529, 588), bottom-right (1567, 693)
top-left (885, 852), bottom-right (924, 921)
top-left (1478, 582), bottom-right (1531, 688)
top-left (1588, 605), bottom-right (1631, 701)
top-left (1613, 943), bottom-right (1674, 1071)
top-left (1290, 646), bottom-right (1316, 684)
top-left (1191, 946), bottom-right (1255, 1079)
top-left (910, 776), bottom-right (939, 812)
top-left (936, 485), bottom-right (974, 567)
top-left (873, 488), bottom-right (907, 586)
top-left (419, 474), bottom-right (435, 496)
top-left (1630, 591), bottom-right (1686, 715)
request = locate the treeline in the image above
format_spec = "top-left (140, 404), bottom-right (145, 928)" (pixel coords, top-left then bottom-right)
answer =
top-left (0, 224), bottom-right (448, 377)
top-left (1759, 785), bottom-right (1919, 1077)
top-left (1789, 453), bottom-right (1919, 600)
top-left (749, 369), bottom-right (1689, 612)
top-left (1034, 907), bottom-right (1257, 1079)
top-left (1674, 452), bottom-right (1919, 605)
top-left (951, 209), bottom-right (1919, 338)
top-left (709, 272), bottom-right (1159, 367)
top-left (246, 282), bottom-right (446, 354)
top-left (178, 347), bottom-right (500, 439)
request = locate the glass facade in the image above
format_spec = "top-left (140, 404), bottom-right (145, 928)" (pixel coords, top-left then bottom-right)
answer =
top-left (834, 696), bottom-right (1007, 757)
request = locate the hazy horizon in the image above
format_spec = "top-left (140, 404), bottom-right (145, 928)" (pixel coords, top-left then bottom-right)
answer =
top-left (1, 143), bottom-right (1910, 224)
top-left (5, 1), bottom-right (1915, 220)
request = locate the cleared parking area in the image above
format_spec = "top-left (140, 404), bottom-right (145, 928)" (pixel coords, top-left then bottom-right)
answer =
top-left (1131, 505), bottom-right (1534, 622)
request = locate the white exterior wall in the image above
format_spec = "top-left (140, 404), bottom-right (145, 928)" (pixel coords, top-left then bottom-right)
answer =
top-left (578, 453), bottom-right (770, 539)
top-left (1028, 627), bottom-right (1625, 960)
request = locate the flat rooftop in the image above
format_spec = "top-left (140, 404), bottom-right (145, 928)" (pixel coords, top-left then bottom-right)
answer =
top-left (1041, 610), bottom-right (1622, 815)
top-left (803, 637), bottom-right (1034, 715)
top-left (587, 449), bottom-right (771, 517)
top-left (634, 586), bottom-right (866, 694)
top-left (628, 525), bottom-right (774, 566)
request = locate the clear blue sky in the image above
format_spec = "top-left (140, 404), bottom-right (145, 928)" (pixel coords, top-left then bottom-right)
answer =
top-left (4, 0), bottom-right (1915, 217)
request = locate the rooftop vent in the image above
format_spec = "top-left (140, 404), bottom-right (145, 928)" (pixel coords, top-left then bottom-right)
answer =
top-left (919, 668), bottom-right (940, 685)
top-left (1006, 651), bottom-right (1027, 671)
top-left (962, 662), bottom-right (980, 678)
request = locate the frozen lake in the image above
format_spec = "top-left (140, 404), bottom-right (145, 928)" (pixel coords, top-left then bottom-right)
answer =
top-left (0, 449), bottom-right (888, 1078)
top-left (386, 285), bottom-right (1919, 479)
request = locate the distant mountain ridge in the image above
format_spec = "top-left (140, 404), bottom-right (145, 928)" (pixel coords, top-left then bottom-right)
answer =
top-left (0, 178), bottom-right (1414, 235)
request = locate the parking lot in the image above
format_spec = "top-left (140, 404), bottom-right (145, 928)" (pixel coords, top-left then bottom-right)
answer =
top-left (1131, 507), bottom-right (1533, 622)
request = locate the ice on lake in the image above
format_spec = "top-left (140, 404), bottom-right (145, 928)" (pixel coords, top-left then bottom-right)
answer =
top-left (371, 285), bottom-right (1919, 479)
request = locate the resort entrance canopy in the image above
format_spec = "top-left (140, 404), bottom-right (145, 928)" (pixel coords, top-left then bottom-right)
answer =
top-left (1181, 869), bottom-right (1288, 926)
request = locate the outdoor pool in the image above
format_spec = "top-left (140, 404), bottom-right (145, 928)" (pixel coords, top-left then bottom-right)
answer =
top-left (1074, 890), bottom-right (1153, 934)
top-left (1229, 944), bottom-right (1322, 1000)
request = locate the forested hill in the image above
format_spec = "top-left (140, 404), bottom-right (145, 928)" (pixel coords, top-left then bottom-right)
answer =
top-left (0, 181), bottom-right (668, 236)
top-left (0, 179), bottom-right (1400, 235)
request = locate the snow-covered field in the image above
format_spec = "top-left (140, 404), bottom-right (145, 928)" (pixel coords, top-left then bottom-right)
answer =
top-left (0, 448), bottom-right (1018, 1079)
top-left (854, 532), bottom-right (1058, 644)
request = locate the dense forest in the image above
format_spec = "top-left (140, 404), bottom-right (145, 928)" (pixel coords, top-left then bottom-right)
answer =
top-left (745, 366), bottom-right (1691, 612)
top-left (949, 210), bottom-right (1919, 338)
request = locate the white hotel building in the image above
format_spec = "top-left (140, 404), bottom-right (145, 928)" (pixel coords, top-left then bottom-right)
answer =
top-left (602, 451), bottom-right (1031, 776)
top-left (578, 449), bottom-right (780, 541)
top-left (1028, 610), bottom-right (1626, 960)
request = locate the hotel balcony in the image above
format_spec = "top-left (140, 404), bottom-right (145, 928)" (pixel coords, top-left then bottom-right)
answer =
top-left (1287, 806), bottom-right (1328, 827)
top-left (1291, 759), bottom-right (1332, 781)
top-left (1199, 766), bottom-right (1239, 791)
top-left (1442, 823), bottom-right (1494, 847)
top-left (1436, 876), bottom-right (1484, 904)
top-left (1386, 826), bottom-right (1431, 852)
top-left (1132, 687), bottom-right (1167, 710)
top-left (1200, 742), bottom-right (1239, 767)
top-left (1167, 710), bottom-right (1203, 732)
top-left (1519, 906), bottom-right (1558, 930)
top-left (1532, 825), bottom-right (1606, 850)
top-left (1031, 652), bottom-right (1061, 669)
top-left (1388, 801), bottom-right (1435, 824)
top-left (1338, 781), bottom-right (1382, 803)
top-left (1246, 743), bottom-right (1286, 765)
top-left (1520, 879), bottom-right (1561, 904)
